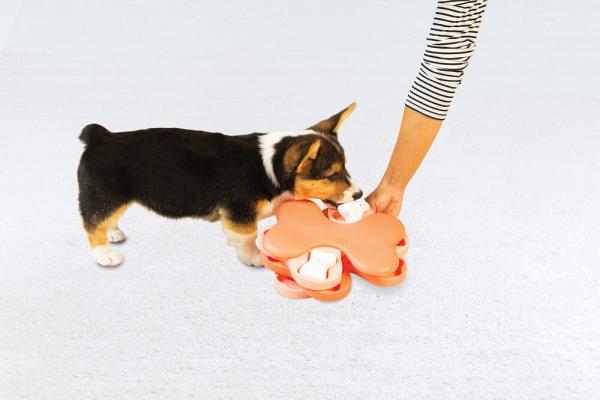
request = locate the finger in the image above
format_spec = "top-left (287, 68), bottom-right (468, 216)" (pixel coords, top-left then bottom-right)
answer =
top-left (365, 194), bottom-right (378, 212)
top-left (389, 201), bottom-right (402, 217)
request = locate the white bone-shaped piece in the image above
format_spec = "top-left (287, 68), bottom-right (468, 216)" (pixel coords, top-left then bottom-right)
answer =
top-left (337, 198), bottom-right (371, 223)
top-left (299, 248), bottom-right (338, 281)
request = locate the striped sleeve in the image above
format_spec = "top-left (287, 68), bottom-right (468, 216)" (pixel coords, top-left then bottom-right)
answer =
top-left (406, 0), bottom-right (487, 120)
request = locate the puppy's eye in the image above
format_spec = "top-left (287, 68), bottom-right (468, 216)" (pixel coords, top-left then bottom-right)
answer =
top-left (326, 172), bottom-right (341, 181)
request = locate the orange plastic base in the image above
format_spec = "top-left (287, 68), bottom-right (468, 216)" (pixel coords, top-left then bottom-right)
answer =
top-left (273, 273), bottom-right (352, 302)
top-left (259, 200), bottom-right (409, 301)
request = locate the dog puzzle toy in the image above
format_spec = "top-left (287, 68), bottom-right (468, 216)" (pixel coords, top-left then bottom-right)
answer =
top-left (298, 248), bottom-right (338, 280)
top-left (337, 198), bottom-right (372, 222)
top-left (258, 198), bottom-right (409, 301)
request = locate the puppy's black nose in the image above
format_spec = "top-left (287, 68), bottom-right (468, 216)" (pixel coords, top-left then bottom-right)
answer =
top-left (353, 190), bottom-right (363, 200)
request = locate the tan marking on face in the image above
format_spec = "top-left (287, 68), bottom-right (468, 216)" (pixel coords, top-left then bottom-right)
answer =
top-left (324, 162), bottom-right (342, 176)
top-left (85, 203), bottom-right (131, 247)
top-left (293, 178), bottom-right (351, 202)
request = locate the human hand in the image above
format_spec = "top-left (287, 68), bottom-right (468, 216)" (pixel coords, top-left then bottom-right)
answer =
top-left (365, 181), bottom-right (405, 216)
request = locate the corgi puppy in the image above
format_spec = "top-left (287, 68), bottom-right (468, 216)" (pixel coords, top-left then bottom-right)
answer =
top-left (77, 103), bottom-right (362, 267)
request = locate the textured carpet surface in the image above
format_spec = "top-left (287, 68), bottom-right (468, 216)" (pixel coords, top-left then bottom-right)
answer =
top-left (1, 1), bottom-right (599, 399)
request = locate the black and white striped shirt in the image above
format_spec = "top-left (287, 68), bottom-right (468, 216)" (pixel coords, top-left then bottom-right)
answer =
top-left (406, 0), bottom-right (487, 120)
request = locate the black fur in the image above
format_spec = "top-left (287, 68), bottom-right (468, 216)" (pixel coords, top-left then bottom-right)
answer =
top-left (78, 125), bottom-right (282, 229)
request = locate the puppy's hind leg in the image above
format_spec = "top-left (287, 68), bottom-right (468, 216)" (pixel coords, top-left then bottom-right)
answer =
top-left (83, 204), bottom-right (130, 267)
top-left (107, 225), bottom-right (126, 244)
top-left (221, 216), bottom-right (262, 267)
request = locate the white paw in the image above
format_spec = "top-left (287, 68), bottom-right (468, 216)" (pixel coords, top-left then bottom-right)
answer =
top-left (92, 245), bottom-right (124, 267)
top-left (108, 227), bottom-right (126, 243)
top-left (237, 246), bottom-right (263, 268)
top-left (248, 252), bottom-right (263, 268)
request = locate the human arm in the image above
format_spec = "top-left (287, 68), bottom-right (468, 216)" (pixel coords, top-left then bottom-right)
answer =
top-left (366, 106), bottom-right (441, 215)
top-left (367, 0), bottom-right (487, 215)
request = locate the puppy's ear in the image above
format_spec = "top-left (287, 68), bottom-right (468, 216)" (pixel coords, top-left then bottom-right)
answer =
top-left (296, 139), bottom-right (321, 174)
top-left (309, 102), bottom-right (356, 135)
top-left (284, 139), bottom-right (321, 176)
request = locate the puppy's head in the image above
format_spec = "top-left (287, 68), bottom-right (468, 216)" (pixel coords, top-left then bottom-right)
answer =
top-left (268, 103), bottom-right (362, 206)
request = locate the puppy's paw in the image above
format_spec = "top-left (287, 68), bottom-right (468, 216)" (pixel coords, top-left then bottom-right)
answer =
top-left (108, 227), bottom-right (126, 243)
top-left (92, 245), bottom-right (124, 267)
top-left (237, 246), bottom-right (263, 268)
top-left (247, 252), bottom-right (263, 268)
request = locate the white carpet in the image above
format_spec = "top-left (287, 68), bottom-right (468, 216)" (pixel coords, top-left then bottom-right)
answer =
top-left (1, 1), bottom-right (599, 398)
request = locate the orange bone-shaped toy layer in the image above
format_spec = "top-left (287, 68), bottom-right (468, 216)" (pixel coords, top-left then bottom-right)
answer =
top-left (261, 200), bottom-right (406, 276)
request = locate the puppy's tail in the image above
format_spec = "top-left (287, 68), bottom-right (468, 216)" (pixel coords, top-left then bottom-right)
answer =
top-left (79, 123), bottom-right (110, 146)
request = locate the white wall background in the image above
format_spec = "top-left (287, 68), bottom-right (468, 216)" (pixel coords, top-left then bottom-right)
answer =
top-left (1, 1), bottom-right (599, 399)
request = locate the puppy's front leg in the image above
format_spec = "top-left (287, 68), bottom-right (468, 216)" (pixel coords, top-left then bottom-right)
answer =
top-left (221, 217), bottom-right (262, 267)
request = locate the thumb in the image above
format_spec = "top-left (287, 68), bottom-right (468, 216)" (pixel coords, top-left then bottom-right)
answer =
top-left (365, 192), bottom-right (379, 213)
